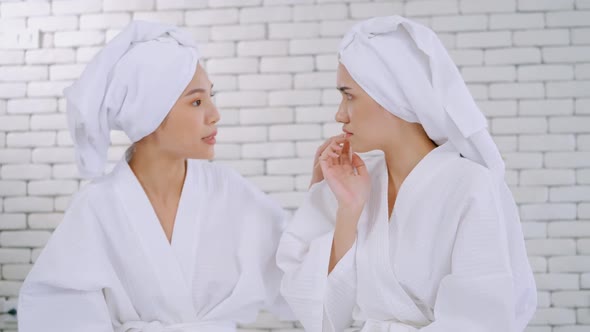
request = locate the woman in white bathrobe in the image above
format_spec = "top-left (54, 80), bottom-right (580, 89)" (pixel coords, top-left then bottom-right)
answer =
top-left (18, 21), bottom-right (290, 332)
top-left (277, 16), bottom-right (537, 332)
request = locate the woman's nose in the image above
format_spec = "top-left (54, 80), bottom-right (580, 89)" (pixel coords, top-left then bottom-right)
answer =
top-left (335, 104), bottom-right (348, 123)
top-left (209, 106), bottom-right (220, 124)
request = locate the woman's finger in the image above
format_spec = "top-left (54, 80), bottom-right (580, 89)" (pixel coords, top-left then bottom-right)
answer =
top-left (316, 140), bottom-right (332, 158)
top-left (351, 153), bottom-right (368, 177)
top-left (340, 140), bottom-right (351, 165)
top-left (319, 144), bottom-right (335, 167)
top-left (330, 142), bottom-right (343, 153)
top-left (327, 143), bottom-right (341, 166)
top-left (319, 152), bottom-right (334, 170)
top-left (320, 141), bottom-right (344, 167)
top-left (316, 134), bottom-right (346, 158)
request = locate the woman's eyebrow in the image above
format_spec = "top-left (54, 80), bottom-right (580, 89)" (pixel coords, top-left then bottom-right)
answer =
top-left (337, 86), bottom-right (351, 92)
top-left (184, 84), bottom-right (214, 97)
top-left (184, 88), bottom-right (206, 96)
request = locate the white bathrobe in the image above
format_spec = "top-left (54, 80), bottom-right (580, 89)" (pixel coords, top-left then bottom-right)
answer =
top-left (277, 142), bottom-right (537, 332)
top-left (18, 150), bottom-right (289, 332)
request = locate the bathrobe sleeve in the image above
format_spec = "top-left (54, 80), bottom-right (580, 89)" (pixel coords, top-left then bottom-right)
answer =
top-left (396, 173), bottom-right (534, 332)
top-left (18, 188), bottom-right (115, 332)
top-left (18, 287), bottom-right (113, 332)
top-left (276, 181), bottom-right (358, 332)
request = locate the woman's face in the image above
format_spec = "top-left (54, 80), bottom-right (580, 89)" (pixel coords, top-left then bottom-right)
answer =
top-left (335, 62), bottom-right (405, 153)
top-left (150, 63), bottom-right (219, 160)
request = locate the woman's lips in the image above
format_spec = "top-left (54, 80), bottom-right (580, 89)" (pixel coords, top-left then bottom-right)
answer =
top-left (343, 129), bottom-right (353, 138)
top-left (202, 131), bottom-right (217, 145)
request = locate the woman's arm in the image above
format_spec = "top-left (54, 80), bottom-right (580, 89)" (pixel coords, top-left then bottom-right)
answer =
top-left (17, 188), bottom-right (115, 332)
top-left (389, 174), bottom-right (536, 332)
top-left (329, 206), bottom-right (362, 273)
top-left (18, 285), bottom-right (114, 332)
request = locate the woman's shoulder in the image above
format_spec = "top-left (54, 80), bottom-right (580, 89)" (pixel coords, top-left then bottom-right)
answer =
top-left (27, 177), bottom-right (112, 278)
top-left (48, 167), bottom-right (128, 245)
top-left (52, 182), bottom-right (110, 242)
top-left (449, 156), bottom-right (496, 185)
top-left (441, 156), bottom-right (500, 203)
top-left (67, 178), bottom-right (108, 213)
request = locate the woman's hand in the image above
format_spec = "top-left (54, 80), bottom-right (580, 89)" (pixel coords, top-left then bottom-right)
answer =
top-left (309, 134), bottom-right (348, 188)
top-left (319, 138), bottom-right (371, 210)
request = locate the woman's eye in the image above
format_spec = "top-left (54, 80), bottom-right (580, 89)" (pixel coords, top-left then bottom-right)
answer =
top-left (192, 100), bottom-right (201, 107)
top-left (345, 93), bottom-right (352, 100)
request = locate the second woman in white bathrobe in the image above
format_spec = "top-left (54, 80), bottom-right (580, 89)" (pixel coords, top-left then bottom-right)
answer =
top-left (277, 16), bottom-right (537, 332)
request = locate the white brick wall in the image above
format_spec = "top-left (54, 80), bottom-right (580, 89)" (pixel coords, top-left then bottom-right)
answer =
top-left (0, 1), bottom-right (588, 331)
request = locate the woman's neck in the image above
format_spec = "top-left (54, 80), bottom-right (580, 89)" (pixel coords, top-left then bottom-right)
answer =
top-left (128, 143), bottom-right (187, 201)
top-left (383, 136), bottom-right (437, 195)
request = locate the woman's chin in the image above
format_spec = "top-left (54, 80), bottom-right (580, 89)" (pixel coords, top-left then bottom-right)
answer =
top-left (202, 149), bottom-right (215, 160)
top-left (349, 139), bottom-right (368, 154)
